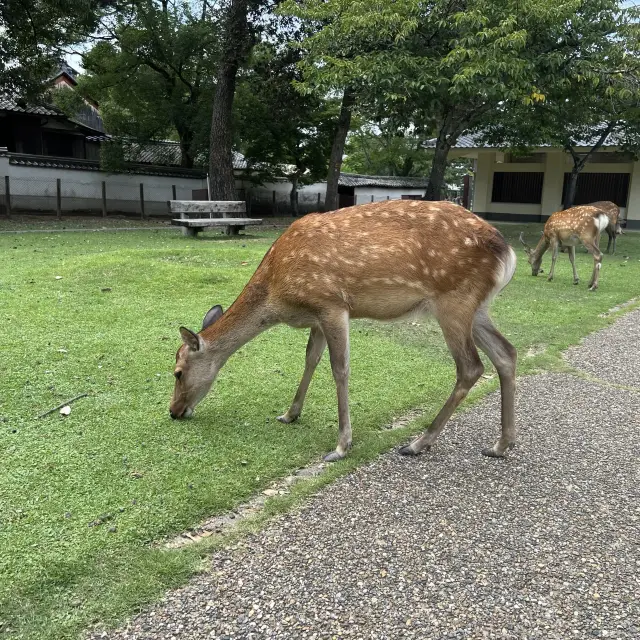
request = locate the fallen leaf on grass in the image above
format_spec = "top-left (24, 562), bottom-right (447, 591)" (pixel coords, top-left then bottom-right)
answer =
top-left (59, 406), bottom-right (71, 416)
top-left (55, 276), bottom-right (63, 280)
top-left (130, 470), bottom-right (144, 479)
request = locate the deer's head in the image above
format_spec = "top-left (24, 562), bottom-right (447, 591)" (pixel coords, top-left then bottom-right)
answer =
top-left (169, 305), bottom-right (224, 419)
top-left (519, 232), bottom-right (543, 276)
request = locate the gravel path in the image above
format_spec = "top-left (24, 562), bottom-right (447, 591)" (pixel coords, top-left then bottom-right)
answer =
top-left (565, 307), bottom-right (640, 386)
top-left (91, 323), bottom-right (640, 640)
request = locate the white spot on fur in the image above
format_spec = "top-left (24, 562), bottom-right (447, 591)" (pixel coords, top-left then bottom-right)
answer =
top-left (464, 237), bottom-right (473, 246)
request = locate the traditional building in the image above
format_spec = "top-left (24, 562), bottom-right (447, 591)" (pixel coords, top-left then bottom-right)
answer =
top-left (446, 133), bottom-right (640, 228)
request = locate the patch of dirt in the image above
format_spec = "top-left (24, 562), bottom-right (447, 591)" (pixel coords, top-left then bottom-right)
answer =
top-left (163, 461), bottom-right (327, 549)
top-left (598, 298), bottom-right (638, 318)
top-left (382, 408), bottom-right (424, 430)
top-left (525, 344), bottom-right (547, 358)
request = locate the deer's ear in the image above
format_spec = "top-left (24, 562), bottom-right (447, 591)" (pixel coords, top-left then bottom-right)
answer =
top-left (202, 305), bottom-right (223, 330)
top-left (179, 327), bottom-right (201, 351)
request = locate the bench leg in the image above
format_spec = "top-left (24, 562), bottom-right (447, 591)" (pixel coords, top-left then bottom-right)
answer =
top-left (224, 225), bottom-right (244, 236)
top-left (183, 226), bottom-right (199, 237)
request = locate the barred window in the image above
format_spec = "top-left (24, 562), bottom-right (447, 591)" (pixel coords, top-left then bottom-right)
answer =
top-left (491, 172), bottom-right (544, 204)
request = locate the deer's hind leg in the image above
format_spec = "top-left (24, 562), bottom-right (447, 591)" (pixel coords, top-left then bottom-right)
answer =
top-left (277, 326), bottom-right (326, 424)
top-left (399, 304), bottom-right (484, 456)
top-left (473, 308), bottom-right (517, 457)
top-left (583, 240), bottom-right (603, 291)
top-left (567, 246), bottom-right (579, 285)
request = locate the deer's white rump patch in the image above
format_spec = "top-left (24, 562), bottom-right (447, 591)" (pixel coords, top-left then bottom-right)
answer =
top-left (595, 213), bottom-right (609, 233)
top-left (489, 245), bottom-right (517, 302)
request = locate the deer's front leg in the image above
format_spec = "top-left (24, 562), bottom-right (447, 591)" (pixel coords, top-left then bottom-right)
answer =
top-left (277, 326), bottom-right (326, 424)
top-left (321, 311), bottom-right (351, 462)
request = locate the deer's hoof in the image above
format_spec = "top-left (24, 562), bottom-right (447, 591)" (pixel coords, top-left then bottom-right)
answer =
top-left (398, 443), bottom-right (430, 456)
top-left (276, 413), bottom-right (298, 424)
top-left (573, 280), bottom-right (580, 285)
top-left (481, 447), bottom-right (506, 458)
top-left (323, 450), bottom-right (346, 463)
top-left (588, 285), bottom-right (598, 292)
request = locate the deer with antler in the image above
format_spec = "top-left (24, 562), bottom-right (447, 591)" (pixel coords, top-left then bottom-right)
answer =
top-left (170, 200), bottom-right (518, 462)
top-left (519, 204), bottom-right (609, 290)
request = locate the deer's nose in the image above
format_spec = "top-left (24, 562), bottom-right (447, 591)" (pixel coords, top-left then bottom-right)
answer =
top-left (169, 409), bottom-right (178, 419)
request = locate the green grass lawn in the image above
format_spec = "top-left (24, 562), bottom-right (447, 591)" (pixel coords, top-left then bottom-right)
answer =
top-left (1, 221), bottom-right (639, 639)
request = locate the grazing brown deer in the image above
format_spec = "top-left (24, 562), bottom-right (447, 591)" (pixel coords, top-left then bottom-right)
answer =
top-left (519, 204), bottom-right (608, 290)
top-left (170, 200), bottom-right (518, 462)
top-left (589, 201), bottom-right (622, 254)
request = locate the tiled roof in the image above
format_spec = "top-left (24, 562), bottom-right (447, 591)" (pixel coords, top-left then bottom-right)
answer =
top-left (7, 152), bottom-right (206, 178)
top-left (338, 173), bottom-right (429, 188)
top-left (425, 130), bottom-right (622, 150)
top-left (85, 138), bottom-right (248, 169)
top-left (0, 99), bottom-right (60, 116)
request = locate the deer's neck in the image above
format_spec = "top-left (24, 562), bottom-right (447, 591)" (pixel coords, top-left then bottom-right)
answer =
top-left (532, 235), bottom-right (550, 260)
top-left (202, 281), bottom-right (275, 364)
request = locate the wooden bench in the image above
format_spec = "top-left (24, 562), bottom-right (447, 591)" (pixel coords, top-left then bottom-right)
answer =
top-left (168, 200), bottom-right (262, 237)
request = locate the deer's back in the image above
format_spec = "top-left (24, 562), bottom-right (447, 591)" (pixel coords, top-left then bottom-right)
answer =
top-left (259, 200), bottom-right (512, 320)
top-left (544, 205), bottom-right (608, 241)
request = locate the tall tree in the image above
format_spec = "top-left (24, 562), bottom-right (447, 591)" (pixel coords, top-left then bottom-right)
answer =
top-left (209, 0), bottom-right (255, 200)
top-left (235, 44), bottom-right (337, 214)
top-left (482, 3), bottom-right (640, 209)
top-left (0, 0), bottom-right (110, 99)
top-left (342, 123), bottom-right (432, 177)
top-left (282, 0), bottom-right (624, 200)
top-left (77, 0), bottom-right (218, 168)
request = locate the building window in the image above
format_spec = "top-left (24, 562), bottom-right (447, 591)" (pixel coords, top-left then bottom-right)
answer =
top-left (562, 172), bottom-right (630, 207)
top-left (491, 172), bottom-right (544, 204)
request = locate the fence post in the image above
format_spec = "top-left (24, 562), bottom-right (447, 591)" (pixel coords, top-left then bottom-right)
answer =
top-left (371, 195), bottom-right (374, 203)
top-left (139, 183), bottom-right (145, 219)
top-left (172, 184), bottom-right (177, 200)
top-left (4, 176), bottom-right (11, 218)
top-left (56, 178), bottom-right (62, 219)
top-left (387, 195), bottom-right (390, 200)
top-left (354, 194), bottom-right (358, 206)
top-left (317, 192), bottom-right (321, 212)
top-left (101, 181), bottom-right (107, 217)
top-left (272, 190), bottom-right (276, 216)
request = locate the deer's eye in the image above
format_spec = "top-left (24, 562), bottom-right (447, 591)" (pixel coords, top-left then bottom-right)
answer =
top-left (174, 370), bottom-right (183, 380)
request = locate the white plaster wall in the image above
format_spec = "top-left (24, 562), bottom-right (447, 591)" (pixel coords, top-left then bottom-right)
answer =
top-left (2, 161), bottom-right (207, 215)
top-left (353, 186), bottom-right (424, 202)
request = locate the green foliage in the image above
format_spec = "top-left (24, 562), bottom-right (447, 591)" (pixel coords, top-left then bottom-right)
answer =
top-left (280, 0), bottom-right (636, 198)
top-left (235, 43), bottom-right (338, 196)
top-left (79, 0), bottom-right (219, 168)
top-left (482, 3), bottom-right (640, 155)
top-left (342, 124), bottom-right (432, 176)
top-left (0, 0), bottom-right (109, 99)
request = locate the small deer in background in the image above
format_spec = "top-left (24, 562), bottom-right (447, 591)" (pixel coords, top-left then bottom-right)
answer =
top-left (589, 201), bottom-right (622, 254)
top-left (170, 200), bottom-right (518, 462)
top-left (520, 204), bottom-right (608, 290)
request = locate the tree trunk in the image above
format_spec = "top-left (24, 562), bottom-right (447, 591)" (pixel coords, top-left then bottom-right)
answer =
top-left (563, 165), bottom-right (580, 210)
top-left (423, 139), bottom-right (450, 201)
top-left (325, 88), bottom-right (355, 212)
top-left (177, 128), bottom-right (194, 168)
top-left (290, 174), bottom-right (299, 217)
top-left (208, 0), bottom-right (250, 200)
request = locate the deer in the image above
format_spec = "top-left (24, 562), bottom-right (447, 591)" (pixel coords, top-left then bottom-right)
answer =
top-left (588, 201), bottom-right (622, 254)
top-left (170, 200), bottom-right (518, 463)
top-left (519, 204), bottom-right (608, 291)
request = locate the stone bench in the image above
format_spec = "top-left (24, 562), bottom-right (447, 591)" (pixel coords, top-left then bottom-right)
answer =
top-left (168, 200), bottom-right (262, 237)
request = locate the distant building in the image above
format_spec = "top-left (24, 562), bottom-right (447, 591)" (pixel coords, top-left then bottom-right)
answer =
top-left (440, 132), bottom-right (640, 228)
